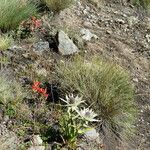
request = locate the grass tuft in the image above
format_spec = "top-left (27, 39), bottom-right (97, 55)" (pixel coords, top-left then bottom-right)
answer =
top-left (55, 56), bottom-right (137, 137)
top-left (0, 71), bottom-right (26, 117)
top-left (131, 0), bottom-right (150, 9)
top-left (0, 35), bottom-right (13, 51)
top-left (0, 0), bottom-right (37, 32)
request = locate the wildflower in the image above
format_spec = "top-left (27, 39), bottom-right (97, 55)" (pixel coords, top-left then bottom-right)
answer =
top-left (32, 81), bottom-right (48, 98)
top-left (32, 81), bottom-right (40, 88)
top-left (31, 16), bottom-right (41, 30)
top-left (77, 108), bottom-right (100, 122)
top-left (60, 94), bottom-right (85, 111)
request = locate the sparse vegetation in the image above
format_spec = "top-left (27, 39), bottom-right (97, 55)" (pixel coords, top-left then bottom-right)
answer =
top-left (0, 71), bottom-right (25, 117)
top-left (0, 73), bottom-right (58, 149)
top-left (56, 56), bottom-right (137, 137)
top-left (43, 0), bottom-right (74, 13)
top-left (131, 0), bottom-right (150, 9)
top-left (0, 0), bottom-right (37, 32)
top-left (0, 35), bottom-right (12, 51)
top-left (59, 94), bottom-right (99, 149)
top-left (88, 0), bottom-right (102, 8)
top-left (0, 0), bottom-right (148, 149)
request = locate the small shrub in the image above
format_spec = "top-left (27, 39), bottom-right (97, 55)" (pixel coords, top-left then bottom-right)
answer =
top-left (56, 56), bottom-right (137, 137)
top-left (0, 35), bottom-right (12, 51)
top-left (0, 0), bottom-right (37, 32)
top-left (43, 0), bottom-right (74, 13)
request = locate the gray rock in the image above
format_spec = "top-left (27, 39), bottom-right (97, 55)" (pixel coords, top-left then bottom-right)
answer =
top-left (83, 21), bottom-right (93, 28)
top-left (32, 135), bottom-right (43, 146)
top-left (80, 28), bottom-right (98, 41)
top-left (33, 41), bottom-right (49, 52)
top-left (84, 128), bottom-right (100, 141)
top-left (28, 146), bottom-right (45, 150)
top-left (0, 124), bottom-right (18, 150)
top-left (133, 78), bottom-right (138, 82)
top-left (58, 30), bottom-right (79, 55)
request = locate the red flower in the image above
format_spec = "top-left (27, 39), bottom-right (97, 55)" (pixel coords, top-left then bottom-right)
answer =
top-left (32, 81), bottom-right (49, 98)
top-left (32, 81), bottom-right (40, 87)
top-left (34, 19), bottom-right (41, 29)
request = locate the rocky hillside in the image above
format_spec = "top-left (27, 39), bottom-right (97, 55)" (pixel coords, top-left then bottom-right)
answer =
top-left (0, 0), bottom-right (149, 150)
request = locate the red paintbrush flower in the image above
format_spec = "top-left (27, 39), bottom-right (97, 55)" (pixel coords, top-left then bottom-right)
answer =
top-left (32, 81), bottom-right (49, 98)
top-left (34, 19), bottom-right (41, 29)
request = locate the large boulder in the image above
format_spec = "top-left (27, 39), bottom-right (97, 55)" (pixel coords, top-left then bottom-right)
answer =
top-left (58, 30), bottom-right (79, 55)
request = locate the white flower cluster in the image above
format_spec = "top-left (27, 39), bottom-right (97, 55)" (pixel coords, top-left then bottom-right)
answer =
top-left (60, 94), bottom-right (100, 122)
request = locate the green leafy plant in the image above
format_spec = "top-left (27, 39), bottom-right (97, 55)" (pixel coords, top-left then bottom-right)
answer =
top-left (0, 0), bottom-right (37, 32)
top-left (0, 35), bottom-right (12, 51)
top-left (43, 0), bottom-right (74, 13)
top-left (56, 56), bottom-right (137, 138)
top-left (59, 94), bottom-right (99, 149)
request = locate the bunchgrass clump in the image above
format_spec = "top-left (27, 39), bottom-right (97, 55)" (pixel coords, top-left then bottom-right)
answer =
top-left (0, 35), bottom-right (12, 51)
top-left (56, 56), bottom-right (137, 137)
top-left (131, 0), bottom-right (150, 9)
top-left (0, 0), bottom-right (37, 32)
top-left (43, 0), bottom-right (74, 13)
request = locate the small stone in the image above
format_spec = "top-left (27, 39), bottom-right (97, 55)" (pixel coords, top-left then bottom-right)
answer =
top-left (58, 30), bottom-right (79, 55)
top-left (133, 78), bottom-right (138, 82)
top-left (122, 14), bottom-right (127, 17)
top-left (83, 21), bottom-right (93, 28)
top-left (84, 128), bottom-right (99, 141)
top-left (28, 146), bottom-right (45, 150)
top-left (146, 34), bottom-right (150, 43)
top-left (80, 28), bottom-right (99, 41)
top-left (106, 30), bottom-right (112, 34)
top-left (83, 9), bottom-right (88, 15)
top-left (33, 41), bottom-right (49, 52)
top-left (35, 68), bottom-right (47, 77)
top-left (32, 135), bottom-right (43, 146)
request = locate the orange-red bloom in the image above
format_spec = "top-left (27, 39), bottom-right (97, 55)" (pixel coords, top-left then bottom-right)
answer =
top-left (32, 81), bottom-right (49, 98)
top-left (30, 16), bottom-right (41, 31)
